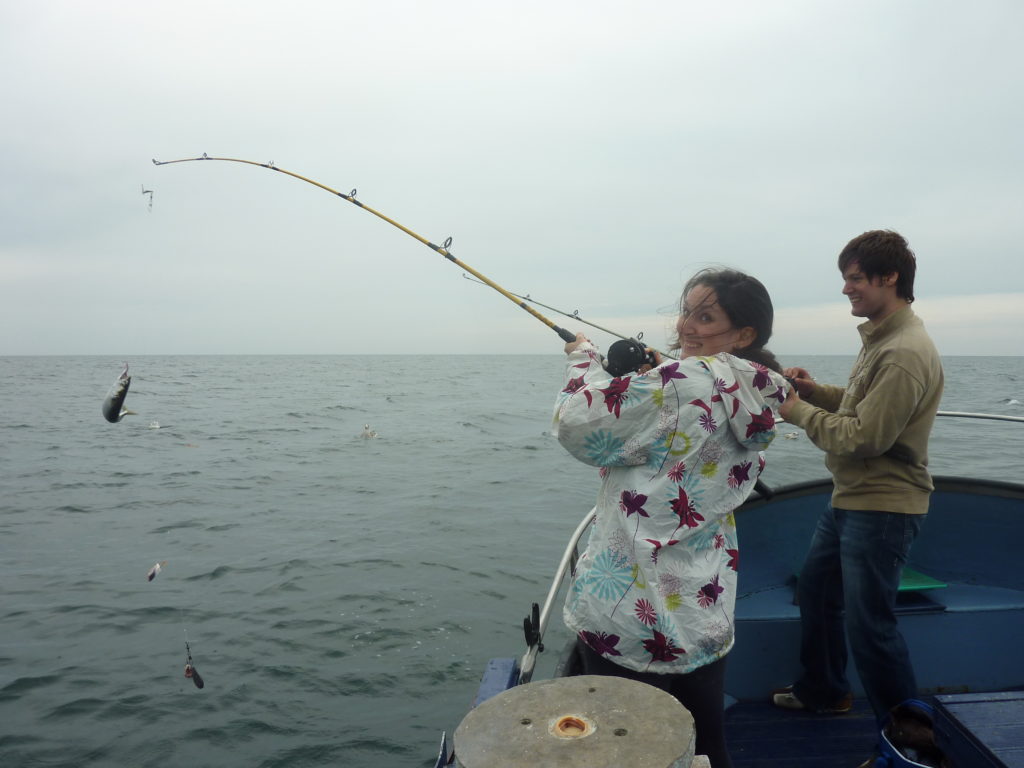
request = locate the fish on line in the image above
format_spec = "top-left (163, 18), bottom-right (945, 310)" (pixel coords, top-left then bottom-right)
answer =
top-left (147, 561), bottom-right (167, 582)
top-left (102, 363), bottom-right (135, 423)
top-left (184, 636), bottom-right (205, 690)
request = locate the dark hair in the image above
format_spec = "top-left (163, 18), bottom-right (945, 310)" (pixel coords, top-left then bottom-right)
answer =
top-left (837, 230), bottom-right (916, 302)
top-left (674, 268), bottom-right (781, 373)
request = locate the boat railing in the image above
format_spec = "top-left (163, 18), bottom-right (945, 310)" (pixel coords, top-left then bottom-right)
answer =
top-left (517, 506), bottom-right (596, 685)
top-left (775, 411), bottom-right (1024, 425)
top-left (935, 410), bottom-right (1024, 423)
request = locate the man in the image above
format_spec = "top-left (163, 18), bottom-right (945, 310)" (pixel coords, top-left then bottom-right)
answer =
top-left (774, 230), bottom-right (944, 729)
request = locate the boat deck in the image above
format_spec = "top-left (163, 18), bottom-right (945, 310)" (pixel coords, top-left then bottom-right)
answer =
top-left (725, 698), bottom-right (879, 768)
top-left (933, 691), bottom-right (1024, 768)
top-left (725, 690), bottom-right (1024, 767)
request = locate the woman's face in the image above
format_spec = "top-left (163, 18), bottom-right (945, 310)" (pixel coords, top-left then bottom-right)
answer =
top-left (676, 284), bottom-right (753, 359)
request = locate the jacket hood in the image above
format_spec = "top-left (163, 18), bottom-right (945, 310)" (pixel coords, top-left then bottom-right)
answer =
top-left (698, 354), bottom-right (786, 450)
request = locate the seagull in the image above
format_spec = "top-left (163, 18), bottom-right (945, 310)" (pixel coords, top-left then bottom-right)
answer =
top-left (359, 424), bottom-right (378, 439)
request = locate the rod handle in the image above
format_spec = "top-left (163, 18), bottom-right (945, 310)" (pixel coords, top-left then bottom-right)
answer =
top-left (555, 326), bottom-right (577, 343)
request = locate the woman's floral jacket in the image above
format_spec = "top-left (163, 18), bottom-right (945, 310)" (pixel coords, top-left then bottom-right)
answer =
top-left (554, 342), bottom-right (787, 674)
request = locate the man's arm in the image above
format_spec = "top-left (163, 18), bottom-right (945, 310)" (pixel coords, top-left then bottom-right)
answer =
top-left (805, 383), bottom-right (844, 413)
top-left (782, 366), bottom-right (843, 413)
top-left (784, 363), bottom-right (925, 458)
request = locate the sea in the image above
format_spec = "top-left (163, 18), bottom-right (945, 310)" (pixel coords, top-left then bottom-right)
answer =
top-left (2, 354), bottom-right (1022, 768)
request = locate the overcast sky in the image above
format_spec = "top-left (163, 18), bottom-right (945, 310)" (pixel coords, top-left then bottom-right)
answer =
top-left (2, 0), bottom-right (1022, 357)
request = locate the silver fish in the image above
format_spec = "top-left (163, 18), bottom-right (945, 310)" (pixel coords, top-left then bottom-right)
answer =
top-left (147, 561), bottom-right (167, 582)
top-left (101, 363), bottom-right (135, 423)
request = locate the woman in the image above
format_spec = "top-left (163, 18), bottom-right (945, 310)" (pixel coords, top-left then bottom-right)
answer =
top-left (553, 268), bottom-right (788, 768)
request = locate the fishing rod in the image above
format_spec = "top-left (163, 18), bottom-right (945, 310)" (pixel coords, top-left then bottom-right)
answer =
top-left (461, 273), bottom-right (677, 362)
top-left (152, 154), bottom-right (580, 343)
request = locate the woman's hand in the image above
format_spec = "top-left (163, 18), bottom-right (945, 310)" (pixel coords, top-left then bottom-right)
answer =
top-left (637, 350), bottom-right (663, 374)
top-left (564, 332), bottom-right (589, 355)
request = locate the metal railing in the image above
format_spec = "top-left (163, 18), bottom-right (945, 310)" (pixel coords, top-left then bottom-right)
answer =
top-left (935, 410), bottom-right (1024, 423)
top-left (517, 507), bottom-right (596, 684)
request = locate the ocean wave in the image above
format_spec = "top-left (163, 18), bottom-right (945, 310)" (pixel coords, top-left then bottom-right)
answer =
top-left (0, 673), bottom-right (62, 700)
top-left (43, 696), bottom-right (107, 719)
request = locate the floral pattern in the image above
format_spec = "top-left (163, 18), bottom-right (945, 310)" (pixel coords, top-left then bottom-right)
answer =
top-left (581, 549), bottom-right (635, 600)
top-left (634, 598), bottom-right (657, 626)
top-left (554, 344), bottom-right (785, 674)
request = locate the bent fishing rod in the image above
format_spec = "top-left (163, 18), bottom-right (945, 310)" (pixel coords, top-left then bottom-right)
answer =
top-left (152, 153), bottom-right (581, 340)
top-left (152, 153), bottom-right (659, 375)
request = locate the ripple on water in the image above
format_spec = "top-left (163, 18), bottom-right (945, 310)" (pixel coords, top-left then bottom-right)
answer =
top-left (0, 674), bottom-right (62, 701)
top-left (185, 564), bottom-right (236, 581)
top-left (257, 741), bottom-right (397, 768)
top-left (98, 693), bottom-right (156, 720)
top-left (43, 696), bottom-right (106, 720)
top-left (255, 577), bottom-right (305, 595)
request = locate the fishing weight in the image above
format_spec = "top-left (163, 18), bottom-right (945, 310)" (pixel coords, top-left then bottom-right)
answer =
top-left (604, 338), bottom-right (658, 377)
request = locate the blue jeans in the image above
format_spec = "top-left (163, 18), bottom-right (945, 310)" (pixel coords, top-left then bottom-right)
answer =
top-left (792, 505), bottom-right (924, 721)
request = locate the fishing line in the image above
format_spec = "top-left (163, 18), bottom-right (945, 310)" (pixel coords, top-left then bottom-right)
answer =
top-left (152, 153), bottom-right (579, 343)
top-left (460, 274), bottom-right (677, 361)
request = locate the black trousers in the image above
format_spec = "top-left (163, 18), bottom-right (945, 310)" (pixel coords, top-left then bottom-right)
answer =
top-left (577, 639), bottom-right (733, 768)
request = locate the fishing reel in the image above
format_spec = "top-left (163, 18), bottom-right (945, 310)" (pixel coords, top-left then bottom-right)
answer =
top-left (604, 338), bottom-right (658, 377)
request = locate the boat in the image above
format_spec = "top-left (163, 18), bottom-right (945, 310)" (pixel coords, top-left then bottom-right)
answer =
top-left (433, 411), bottom-right (1024, 767)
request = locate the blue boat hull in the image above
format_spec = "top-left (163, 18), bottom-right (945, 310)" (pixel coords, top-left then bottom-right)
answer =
top-left (728, 476), bottom-right (1024, 701)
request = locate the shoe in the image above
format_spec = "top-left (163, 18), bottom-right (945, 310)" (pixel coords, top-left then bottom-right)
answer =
top-left (770, 684), bottom-right (853, 714)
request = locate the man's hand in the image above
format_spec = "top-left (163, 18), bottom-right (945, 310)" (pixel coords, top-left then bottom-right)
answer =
top-left (782, 366), bottom-right (817, 398)
top-left (779, 384), bottom-right (801, 421)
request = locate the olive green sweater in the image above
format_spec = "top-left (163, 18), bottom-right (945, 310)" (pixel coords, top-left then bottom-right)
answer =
top-left (785, 305), bottom-right (944, 515)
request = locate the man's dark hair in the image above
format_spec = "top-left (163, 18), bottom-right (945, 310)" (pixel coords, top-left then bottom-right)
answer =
top-left (838, 230), bottom-right (916, 302)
